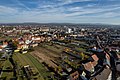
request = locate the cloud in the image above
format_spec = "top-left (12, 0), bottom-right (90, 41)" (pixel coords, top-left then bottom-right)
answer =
top-left (11, 0), bottom-right (31, 10)
top-left (58, 0), bottom-right (94, 5)
top-left (0, 5), bottom-right (18, 15)
top-left (0, 0), bottom-right (120, 24)
top-left (64, 5), bottom-right (120, 17)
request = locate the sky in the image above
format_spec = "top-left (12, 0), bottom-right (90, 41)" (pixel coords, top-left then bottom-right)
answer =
top-left (0, 0), bottom-right (120, 24)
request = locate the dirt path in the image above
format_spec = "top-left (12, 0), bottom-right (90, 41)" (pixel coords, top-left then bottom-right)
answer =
top-left (35, 47), bottom-right (59, 58)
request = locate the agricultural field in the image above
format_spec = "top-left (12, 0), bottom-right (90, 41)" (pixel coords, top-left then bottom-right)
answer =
top-left (0, 39), bottom-right (93, 80)
top-left (0, 59), bottom-right (13, 80)
top-left (0, 51), bottom-right (54, 80)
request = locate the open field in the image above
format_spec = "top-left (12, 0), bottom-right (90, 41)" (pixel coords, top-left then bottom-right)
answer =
top-left (0, 60), bottom-right (13, 80)
top-left (0, 43), bottom-right (63, 80)
top-left (13, 53), bottom-right (46, 80)
top-left (38, 43), bottom-right (65, 56)
top-left (0, 52), bottom-right (53, 80)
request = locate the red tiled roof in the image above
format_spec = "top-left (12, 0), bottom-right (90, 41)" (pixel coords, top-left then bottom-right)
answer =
top-left (92, 54), bottom-right (99, 61)
top-left (118, 54), bottom-right (120, 58)
top-left (84, 61), bottom-right (97, 71)
top-left (0, 46), bottom-right (2, 49)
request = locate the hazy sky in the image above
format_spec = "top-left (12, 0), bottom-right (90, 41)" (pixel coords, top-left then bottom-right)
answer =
top-left (0, 0), bottom-right (120, 24)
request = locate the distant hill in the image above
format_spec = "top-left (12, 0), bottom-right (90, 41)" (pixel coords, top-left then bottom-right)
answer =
top-left (0, 23), bottom-right (120, 28)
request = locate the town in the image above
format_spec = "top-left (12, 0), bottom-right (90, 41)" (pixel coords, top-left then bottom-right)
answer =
top-left (0, 23), bottom-right (120, 80)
